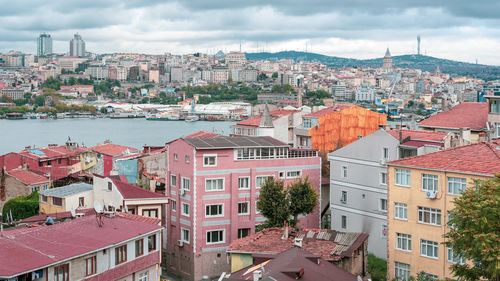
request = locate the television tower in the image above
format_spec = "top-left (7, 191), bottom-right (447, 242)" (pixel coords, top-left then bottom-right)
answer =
top-left (417, 35), bottom-right (421, 55)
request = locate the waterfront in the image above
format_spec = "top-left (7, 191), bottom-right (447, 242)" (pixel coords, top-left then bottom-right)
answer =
top-left (0, 119), bottom-right (235, 154)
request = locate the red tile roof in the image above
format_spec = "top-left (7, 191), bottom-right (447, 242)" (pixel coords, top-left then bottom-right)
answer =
top-left (115, 211), bottom-right (161, 225)
top-left (228, 227), bottom-right (368, 262)
top-left (111, 178), bottom-right (167, 200)
top-left (7, 169), bottom-right (50, 185)
top-left (235, 116), bottom-right (266, 126)
top-left (0, 152), bottom-right (22, 170)
top-left (0, 215), bottom-right (162, 278)
top-left (304, 104), bottom-right (354, 118)
top-left (388, 140), bottom-right (500, 176)
top-left (235, 109), bottom-right (300, 127)
top-left (18, 145), bottom-right (89, 160)
top-left (20, 208), bottom-right (95, 223)
top-left (419, 102), bottom-right (489, 130)
top-left (91, 143), bottom-right (138, 157)
top-left (386, 129), bottom-right (449, 142)
top-left (184, 131), bottom-right (220, 138)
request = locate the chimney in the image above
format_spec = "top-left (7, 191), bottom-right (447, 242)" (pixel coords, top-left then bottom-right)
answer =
top-left (253, 270), bottom-right (262, 281)
top-left (282, 221), bottom-right (289, 240)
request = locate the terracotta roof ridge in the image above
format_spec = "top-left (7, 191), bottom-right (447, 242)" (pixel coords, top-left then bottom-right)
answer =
top-left (389, 142), bottom-right (483, 165)
top-left (484, 142), bottom-right (500, 161)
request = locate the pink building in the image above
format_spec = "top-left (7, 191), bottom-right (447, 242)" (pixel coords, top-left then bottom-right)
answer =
top-left (165, 134), bottom-right (321, 281)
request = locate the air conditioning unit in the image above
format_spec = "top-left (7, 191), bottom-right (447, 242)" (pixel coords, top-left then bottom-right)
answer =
top-left (379, 159), bottom-right (386, 165)
top-left (177, 240), bottom-right (184, 247)
top-left (179, 189), bottom-right (185, 196)
top-left (426, 191), bottom-right (437, 199)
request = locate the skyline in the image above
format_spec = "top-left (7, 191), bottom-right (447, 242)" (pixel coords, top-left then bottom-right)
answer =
top-left (1, 0), bottom-right (500, 65)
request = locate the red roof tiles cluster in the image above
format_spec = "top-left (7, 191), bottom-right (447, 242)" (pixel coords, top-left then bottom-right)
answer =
top-left (419, 102), bottom-right (489, 131)
top-left (389, 140), bottom-right (500, 176)
top-left (184, 130), bottom-right (220, 138)
top-left (386, 129), bottom-right (449, 142)
top-left (18, 145), bottom-right (89, 160)
top-left (91, 143), bottom-right (138, 157)
top-left (110, 177), bottom-right (167, 200)
top-left (235, 109), bottom-right (301, 127)
top-left (7, 169), bottom-right (50, 185)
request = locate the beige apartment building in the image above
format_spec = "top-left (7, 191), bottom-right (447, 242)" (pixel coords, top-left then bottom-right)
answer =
top-left (386, 140), bottom-right (500, 280)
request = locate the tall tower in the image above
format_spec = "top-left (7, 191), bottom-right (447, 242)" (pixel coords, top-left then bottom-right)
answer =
top-left (383, 48), bottom-right (392, 69)
top-left (69, 33), bottom-right (86, 57)
top-left (417, 35), bottom-right (421, 55)
top-left (37, 33), bottom-right (52, 57)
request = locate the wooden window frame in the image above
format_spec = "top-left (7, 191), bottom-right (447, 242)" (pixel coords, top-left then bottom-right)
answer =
top-left (115, 244), bottom-right (127, 265)
top-left (85, 256), bottom-right (97, 276)
top-left (135, 239), bottom-right (144, 257)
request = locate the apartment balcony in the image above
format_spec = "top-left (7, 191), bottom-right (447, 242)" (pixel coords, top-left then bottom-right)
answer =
top-left (288, 149), bottom-right (318, 158)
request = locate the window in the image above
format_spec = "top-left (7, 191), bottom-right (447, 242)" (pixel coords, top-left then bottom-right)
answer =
top-left (497, 124), bottom-right (500, 138)
top-left (238, 177), bottom-right (250, 189)
top-left (41, 195), bottom-right (48, 202)
top-left (181, 228), bottom-right (190, 243)
top-left (171, 200), bottom-right (177, 212)
top-left (148, 234), bottom-right (156, 252)
top-left (286, 170), bottom-right (301, 178)
top-left (238, 202), bottom-right (250, 215)
top-left (447, 247), bottom-right (466, 264)
top-left (185, 155), bottom-right (190, 163)
top-left (278, 171), bottom-right (285, 179)
top-left (395, 262), bottom-right (410, 281)
top-left (43, 184), bottom-right (48, 190)
top-left (341, 215), bottom-right (347, 229)
top-left (170, 174), bottom-right (177, 187)
top-left (115, 244), bottom-right (127, 265)
top-left (380, 172), bottom-right (387, 185)
top-left (421, 239), bottom-right (438, 258)
top-left (383, 147), bottom-right (389, 159)
top-left (174, 153), bottom-right (178, 160)
top-left (207, 230), bottom-right (225, 244)
top-left (142, 209), bottom-right (158, 218)
top-left (79, 197), bottom-right (85, 207)
top-left (341, 191), bottom-right (347, 203)
top-left (395, 203), bottom-right (408, 220)
top-left (85, 256), bottom-right (97, 276)
top-left (182, 203), bottom-right (190, 216)
top-left (238, 228), bottom-right (250, 238)
top-left (31, 186), bottom-right (39, 193)
top-left (236, 147), bottom-right (288, 160)
top-left (54, 264), bottom-right (69, 281)
top-left (206, 204), bottom-right (223, 217)
top-left (341, 166), bottom-right (347, 178)
top-left (182, 177), bottom-right (190, 191)
top-left (135, 239), bottom-right (144, 257)
top-left (422, 174), bottom-right (438, 192)
top-left (418, 206), bottom-right (441, 226)
top-left (448, 177), bottom-right (466, 195)
top-left (255, 201), bottom-right (260, 214)
top-left (447, 211), bottom-right (456, 229)
top-left (53, 197), bottom-right (63, 206)
top-left (396, 233), bottom-right (412, 252)
top-left (395, 169), bottom-right (411, 186)
top-left (205, 178), bottom-right (224, 191)
top-left (421, 273), bottom-right (438, 280)
top-left (381, 225), bottom-right (387, 238)
top-left (380, 198), bottom-right (387, 212)
top-left (256, 175), bottom-right (274, 188)
top-left (139, 272), bottom-right (149, 281)
top-left (107, 182), bottom-right (112, 191)
top-left (203, 155), bottom-right (217, 167)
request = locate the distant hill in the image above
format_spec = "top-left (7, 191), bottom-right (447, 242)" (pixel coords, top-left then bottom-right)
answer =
top-left (245, 51), bottom-right (500, 81)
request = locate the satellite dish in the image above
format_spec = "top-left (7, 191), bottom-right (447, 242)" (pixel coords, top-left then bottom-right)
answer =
top-left (94, 201), bottom-right (103, 214)
top-left (70, 207), bottom-right (76, 218)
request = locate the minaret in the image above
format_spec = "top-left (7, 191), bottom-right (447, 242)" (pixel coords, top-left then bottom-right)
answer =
top-left (417, 35), bottom-right (421, 55)
top-left (383, 48), bottom-right (393, 69)
top-left (258, 104), bottom-right (274, 137)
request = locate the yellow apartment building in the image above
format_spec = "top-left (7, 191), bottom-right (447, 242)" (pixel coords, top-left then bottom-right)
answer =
top-left (386, 140), bottom-right (500, 280)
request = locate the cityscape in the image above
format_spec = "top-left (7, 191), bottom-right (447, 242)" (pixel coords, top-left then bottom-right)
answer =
top-left (1, 2), bottom-right (499, 281)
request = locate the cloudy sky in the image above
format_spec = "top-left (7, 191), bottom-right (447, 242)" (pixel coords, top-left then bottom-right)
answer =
top-left (2, 0), bottom-right (500, 65)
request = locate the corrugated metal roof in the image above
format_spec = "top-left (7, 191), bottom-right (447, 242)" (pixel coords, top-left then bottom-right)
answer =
top-left (40, 183), bottom-right (92, 198)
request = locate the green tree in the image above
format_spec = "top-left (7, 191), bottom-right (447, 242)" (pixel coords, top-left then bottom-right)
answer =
top-left (256, 178), bottom-right (290, 227)
top-left (257, 73), bottom-right (268, 81)
top-left (368, 254), bottom-right (387, 281)
top-left (272, 72), bottom-right (278, 79)
top-left (444, 174), bottom-right (500, 281)
top-left (0, 94), bottom-right (13, 103)
top-left (288, 176), bottom-right (318, 225)
top-left (2, 191), bottom-right (39, 223)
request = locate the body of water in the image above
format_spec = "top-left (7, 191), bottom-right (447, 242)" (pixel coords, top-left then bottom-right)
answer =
top-left (0, 119), bottom-right (235, 154)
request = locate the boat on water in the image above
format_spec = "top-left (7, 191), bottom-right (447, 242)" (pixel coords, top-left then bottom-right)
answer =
top-left (185, 115), bottom-right (200, 122)
top-left (110, 111), bottom-right (146, 119)
top-left (29, 115), bottom-right (37, 119)
top-left (5, 112), bottom-right (27, 120)
top-left (39, 114), bottom-right (49, 119)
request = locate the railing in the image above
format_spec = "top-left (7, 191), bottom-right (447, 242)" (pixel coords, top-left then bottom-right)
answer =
top-left (288, 149), bottom-right (318, 158)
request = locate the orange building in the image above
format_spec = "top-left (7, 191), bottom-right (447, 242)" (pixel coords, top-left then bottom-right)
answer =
top-left (386, 140), bottom-right (500, 280)
top-left (309, 106), bottom-right (387, 154)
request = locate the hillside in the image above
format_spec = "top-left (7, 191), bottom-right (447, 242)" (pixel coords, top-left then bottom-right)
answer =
top-left (245, 51), bottom-right (500, 81)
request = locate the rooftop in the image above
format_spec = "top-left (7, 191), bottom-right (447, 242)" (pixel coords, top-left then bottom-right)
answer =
top-left (182, 136), bottom-right (288, 150)
top-left (184, 130), bottom-right (220, 138)
top-left (110, 177), bottom-right (168, 200)
top-left (386, 129), bottom-right (449, 142)
top-left (388, 140), bottom-right (500, 176)
top-left (39, 183), bottom-right (92, 198)
top-left (0, 215), bottom-right (162, 278)
top-left (229, 247), bottom-right (358, 281)
top-left (304, 104), bottom-right (353, 118)
top-left (7, 169), bottom-right (50, 185)
top-left (18, 145), bottom-right (89, 160)
top-left (418, 102), bottom-right (489, 131)
top-left (228, 227), bottom-right (368, 262)
top-left (91, 143), bottom-right (138, 157)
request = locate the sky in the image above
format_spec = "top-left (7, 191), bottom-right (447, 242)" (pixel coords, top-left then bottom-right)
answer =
top-left (1, 0), bottom-right (500, 65)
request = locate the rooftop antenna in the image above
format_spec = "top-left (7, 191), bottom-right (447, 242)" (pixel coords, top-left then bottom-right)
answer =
top-left (94, 200), bottom-right (104, 227)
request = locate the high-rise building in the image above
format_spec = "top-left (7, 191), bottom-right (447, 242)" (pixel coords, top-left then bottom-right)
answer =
top-left (37, 33), bottom-right (52, 57)
top-left (383, 48), bottom-right (393, 69)
top-left (69, 33), bottom-right (86, 57)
